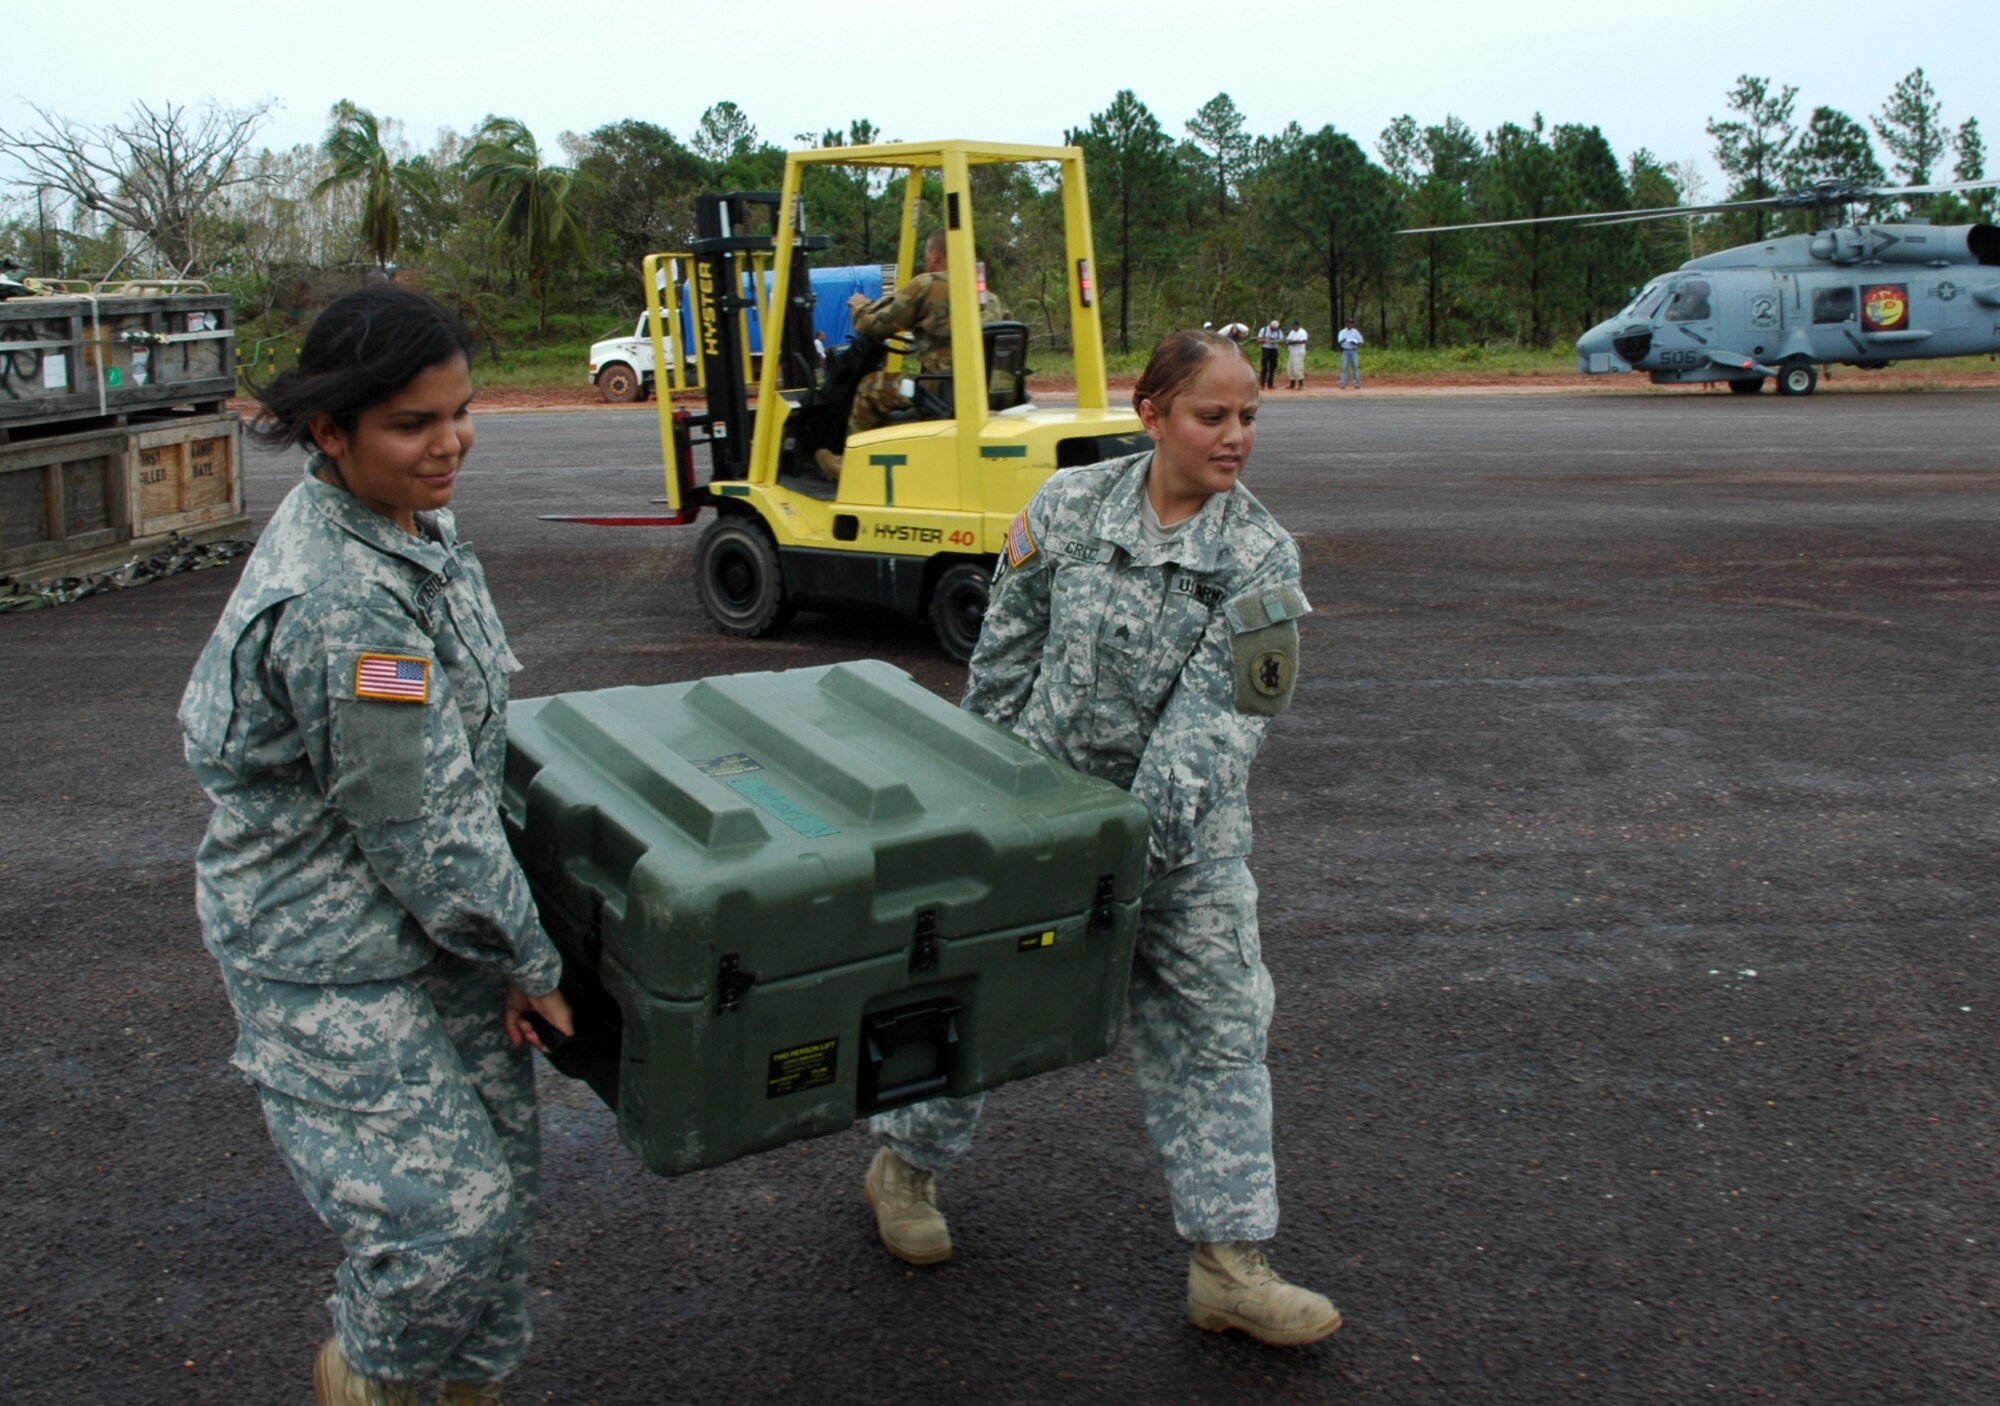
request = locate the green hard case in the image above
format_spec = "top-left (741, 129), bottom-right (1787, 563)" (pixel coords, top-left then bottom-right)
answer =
top-left (501, 659), bottom-right (1149, 1176)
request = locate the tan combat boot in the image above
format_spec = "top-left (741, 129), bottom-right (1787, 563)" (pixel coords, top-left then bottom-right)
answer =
top-left (1187, 1241), bottom-right (1342, 1346)
top-left (314, 1338), bottom-right (419, 1406)
top-left (813, 448), bottom-right (843, 481)
top-left (438, 1381), bottom-right (504, 1404)
top-left (863, 1147), bottom-right (952, 1265)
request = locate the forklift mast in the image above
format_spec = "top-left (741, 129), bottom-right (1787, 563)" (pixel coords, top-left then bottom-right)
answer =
top-left (688, 192), bottom-right (829, 480)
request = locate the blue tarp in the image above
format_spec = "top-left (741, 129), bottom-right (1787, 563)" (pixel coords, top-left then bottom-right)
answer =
top-left (700, 263), bottom-right (885, 354)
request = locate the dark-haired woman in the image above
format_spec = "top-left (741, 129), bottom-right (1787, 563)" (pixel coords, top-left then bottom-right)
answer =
top-left (865, 329), bottom-right (1338, 1345)
top-left (180, 286), bottom-right (572, 1404)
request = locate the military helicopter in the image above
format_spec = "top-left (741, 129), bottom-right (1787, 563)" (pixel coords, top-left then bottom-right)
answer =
top-left (1405, 178), bottom-right (2000, 395)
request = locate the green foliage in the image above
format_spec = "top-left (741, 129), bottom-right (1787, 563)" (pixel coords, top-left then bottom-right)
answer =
top-left (314, 102), bottom-right (438, 271)
top-left (569, 119), bottom-right (706, 294)
top-left (1785, 106), bottom-right (1886, 228)
top-left (1258, 124), bottom-right (1395, 338)
top-left (463, 117), bottom-right (590, 335)
top-left (20, 72), bottom-right (1986, 392)
top-left (1873, 67), bottom-right (1949, 194)
top-left (1068, 90), bottom-right (1181, 354)
top-left (692, 102), bottom-right (759, 164)
top-left (1185, 94), bottom-right (1252, 218)
top-left (1952, 118), bottom-right (1991, 222)
top-left (1707, 75), bottom-right (1799, 243)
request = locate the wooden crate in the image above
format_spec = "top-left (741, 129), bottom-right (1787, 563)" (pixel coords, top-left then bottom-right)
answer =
top-left (0, 427), bottom-right (130, 575)
top-left (129, 415), bottom-right (243, 537)
top-left (0, 291), bottom-right (236, 433)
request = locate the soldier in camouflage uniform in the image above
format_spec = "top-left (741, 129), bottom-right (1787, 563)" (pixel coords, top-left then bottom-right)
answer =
top-left (813, 231), bottom-right (955, 479)
top-left (863, 329), bottom-right (1340, 1346)
top-left (180, 287), bottom-right (573, 1404)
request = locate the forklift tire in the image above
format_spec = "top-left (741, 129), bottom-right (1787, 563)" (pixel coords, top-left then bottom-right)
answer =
top-left (598, 362), bottom-right (643, 403)
top-left (695, 516), bottom-right (793, 637)
top-left (1775, 361), bottom-right (1818, 397)
top-left (928, 560), bottom-right (991, 663)
top-left (1727, 376), bottom-right (1763, 395)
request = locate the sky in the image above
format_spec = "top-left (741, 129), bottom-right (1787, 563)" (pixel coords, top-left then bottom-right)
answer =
top-left (6, 1), bottom-right (1998, 202)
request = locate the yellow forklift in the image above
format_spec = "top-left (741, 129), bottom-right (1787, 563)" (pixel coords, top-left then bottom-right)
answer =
top-left (554, 140), bottom-right (1144, 660)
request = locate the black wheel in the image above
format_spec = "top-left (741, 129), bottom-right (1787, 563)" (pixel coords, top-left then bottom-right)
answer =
top-left (694, 516), bottom-right (793, 637)
top-left (1776, 361), bottom-right (1818, 397)
top-left (928, 560), bottom-right (991, 663)
top-left (1728, 376), bottom-right (1764, 395)
top-left (598, 362), bottom-right (641, 402)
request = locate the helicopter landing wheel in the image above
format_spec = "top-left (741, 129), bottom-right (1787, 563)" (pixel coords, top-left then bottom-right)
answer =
top-left (1728, 376), bottom-right (1764, 395)
top-left (1776, 361), bottom-right (1819, 397)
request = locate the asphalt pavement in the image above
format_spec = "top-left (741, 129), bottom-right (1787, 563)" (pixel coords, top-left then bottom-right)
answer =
top-left (2, 386), bottom-right (1996, 1404)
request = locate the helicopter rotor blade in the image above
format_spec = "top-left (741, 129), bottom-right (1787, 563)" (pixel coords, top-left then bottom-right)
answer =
top-left (1400, 204), bottom-right (1703, 235)
top-left (1852, 176), bottom-right (2000, 199)
top-left (1402, 194), bottom-right (1800, 236)
top-left (1401, 177), bottom-right (2000, 238)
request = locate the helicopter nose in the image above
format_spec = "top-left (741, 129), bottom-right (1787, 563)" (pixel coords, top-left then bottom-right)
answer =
top-left (1612, 327), bottom-right (1652, 364)
top-left (1577, 320), bottom-right (1637, 374)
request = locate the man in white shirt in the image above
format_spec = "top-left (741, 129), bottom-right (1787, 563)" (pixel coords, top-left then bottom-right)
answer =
top-left (1255, 320), bottom-right (1282, 389)
top-left (1284, 322), bottom-right (1308, 390)
top-left (1337, 319), bottom-right (1365, 389)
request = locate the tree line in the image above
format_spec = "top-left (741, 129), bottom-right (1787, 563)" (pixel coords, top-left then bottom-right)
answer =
top-left (0, 68), bottom-right (1987, 361)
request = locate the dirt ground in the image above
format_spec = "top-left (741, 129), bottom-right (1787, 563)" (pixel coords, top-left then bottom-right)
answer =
top-left (219, 361), bottom-right (2000, 419)
top-left (443, 362), bottom-right (2000, 412)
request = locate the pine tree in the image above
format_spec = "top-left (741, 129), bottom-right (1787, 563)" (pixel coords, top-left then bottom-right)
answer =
top-left (1872, 67), bottom-right (1951, 204)
top-left (1953, 117), bottom-right (1990, 221)
top-left (1186, 94), bottom-right (1252, 218)
top-left (1706, 75), bottom-right (1798, 242)
top-left (1067, 91), bottom-right (1181, 353)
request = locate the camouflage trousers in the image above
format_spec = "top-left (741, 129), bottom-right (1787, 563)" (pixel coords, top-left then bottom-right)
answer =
top-left (874, 859), bottom-right (1278, 1242)
top-left (218, 953), bottom-right (540, 1386)
top-left (848, 369), bottom-right (914, 434)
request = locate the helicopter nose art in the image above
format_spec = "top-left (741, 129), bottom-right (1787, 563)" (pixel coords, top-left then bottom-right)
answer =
top-left (1577, 321), bottom-right (1639, 374)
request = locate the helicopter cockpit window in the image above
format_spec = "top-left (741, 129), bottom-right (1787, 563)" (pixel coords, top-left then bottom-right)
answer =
top-left (1622, 283), bottom-right (1665, 317)
top-left (1812, 287), bottom-right (1856, 324)
top-left (1663, 280), bottom-right (1712, 323)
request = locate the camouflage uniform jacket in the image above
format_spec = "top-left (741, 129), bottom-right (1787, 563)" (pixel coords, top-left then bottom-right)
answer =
top-left (180, 462), bottom-right (561, 993)
top-left (965, 451), bottom-right (1309, 879)
top-left (851, 270), bottom-right (952, 374)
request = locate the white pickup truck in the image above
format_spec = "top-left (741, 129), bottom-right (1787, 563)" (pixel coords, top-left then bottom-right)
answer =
top-left (587, 314), bottom-right (682, 402)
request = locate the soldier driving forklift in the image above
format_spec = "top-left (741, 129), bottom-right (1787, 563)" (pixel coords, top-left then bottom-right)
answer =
top-left (549, 140), bottom-right (1146, 661)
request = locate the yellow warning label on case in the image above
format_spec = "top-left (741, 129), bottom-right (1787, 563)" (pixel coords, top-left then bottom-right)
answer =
top-left (1016, 930), bottom-right (1058, 952)
top-left (767, 1038), bottom-right (838, 1098)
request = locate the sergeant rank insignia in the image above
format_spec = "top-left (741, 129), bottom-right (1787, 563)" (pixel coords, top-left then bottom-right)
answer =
top-left (355, 653), bottom-right (431, 703)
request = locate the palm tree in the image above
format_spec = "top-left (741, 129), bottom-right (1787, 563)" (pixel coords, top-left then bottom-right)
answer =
top-left (462, 116), bottom-right (588, 335)
top-left (314, 101), bottom-right (436, 272)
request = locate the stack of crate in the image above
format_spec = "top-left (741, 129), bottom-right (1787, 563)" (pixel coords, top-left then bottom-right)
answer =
top-left (1, 288), bottom-right (248, 580)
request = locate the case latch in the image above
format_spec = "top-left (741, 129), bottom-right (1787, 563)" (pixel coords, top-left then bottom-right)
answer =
top-left (1090, 874), bottom-right (1117, 933)
top-left (911, 907), bottom-right (939, 972)
top-left (716, 953), bottom-right (758, 1012)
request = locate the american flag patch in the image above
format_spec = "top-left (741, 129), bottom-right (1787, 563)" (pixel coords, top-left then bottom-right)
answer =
top-left (1005, 510), bottom-right (1037, 568)
top-left (355, 653), bottom-right (431, 703)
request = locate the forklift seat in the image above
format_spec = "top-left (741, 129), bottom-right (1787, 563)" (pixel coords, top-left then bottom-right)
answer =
top-left (905, 321), bottom-right (1033, 419)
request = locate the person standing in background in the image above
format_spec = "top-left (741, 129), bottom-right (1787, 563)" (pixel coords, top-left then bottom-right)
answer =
top-left (1285, 321), bottom-right (1309, 390)
top-left (1338, 318), bottom-right (1365, 389)
top-left (1256, 319), bottom-right (1282, 390)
